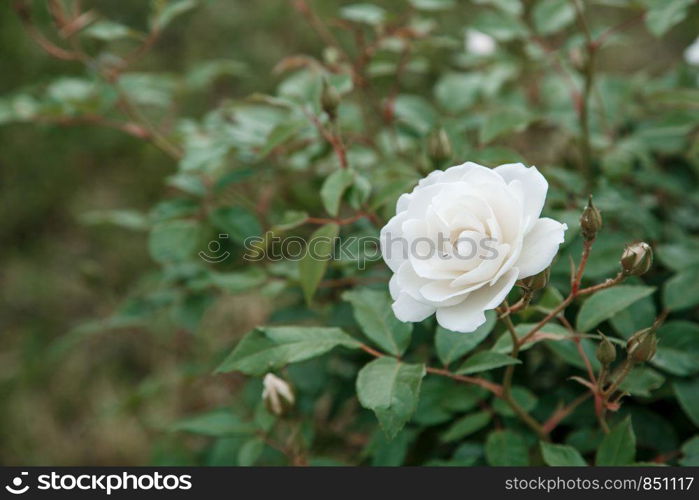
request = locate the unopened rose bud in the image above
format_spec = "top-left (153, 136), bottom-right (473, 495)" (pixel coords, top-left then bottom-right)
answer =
top-left (596, 333), bottom-right (616, 365)
top-left (620, 242), bottom-right (653, 277)
top-left (520, 267), bottom-right (550, 291)
top-left (579, 196), bottom-right (602, 241)
top-left (262, 373), bottom-right (295, 416)
top-left (321, 79), bottom-right (341, 121)
top-left (428, 128), bottom-right (452, 164)
top-left (626, 327), bottom-right (657, 363)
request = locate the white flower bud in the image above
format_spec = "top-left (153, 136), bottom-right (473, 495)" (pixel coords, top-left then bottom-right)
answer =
top-left (262, 373), bottom-right (295, 416)
top-left (465, 29), bottom-right (496, 56)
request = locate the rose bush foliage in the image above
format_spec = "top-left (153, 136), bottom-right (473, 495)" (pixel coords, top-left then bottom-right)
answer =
top-left (3, 0), bottom-right (699, 466)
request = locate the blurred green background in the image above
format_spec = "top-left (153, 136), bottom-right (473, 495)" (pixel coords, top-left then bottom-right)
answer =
top-left (1, 0), bottom-right (697, 465)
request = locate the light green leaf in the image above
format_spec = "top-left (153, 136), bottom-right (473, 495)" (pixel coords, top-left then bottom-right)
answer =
top-left (342, 288), bottom-right (412, 356)
top-left (299, 223), bottom-right (339, 304)
top-left (492, 386), bottom-right (537, 417)
top-left (679, 436), bottom-right (699, 466)
top-left (216, 326), bottom-right (360, 375)
top-left (148, 219), bottom-right (200, 264)
top-left (532, 0), bottom-right (576, 35)
top-left (674, 378), bottom-right (699, 427)
top-left (356, 357), bottom-right (426, 439)
top-left (210, 206), bottom-right (263, 245)
top-left (434, 73), bottom-right (481, 112)
top-left (440, 411), bottom-right (491, 442)
top-left (472, 10), bottom-right (528, 41)
top-left (409, 0), bottom-right (455, 10)
top-left (84, 20), bottom-right (139, 41)
top-left (207, 269), bottom-right (267, 294)
top-left (321, 169), bottom-right (355, 217)
top-left (271, 210), bottom-right (309, 232)
top-left (171, 410), bottom-right (254, 436)
top-left (651, 321), bottom-right (699, 376)
top-left (340, 3), bottom-right (386, 25)
top-left (393, 95), bottom-right (437, 136)
top-left (456, 351), bottom-right (521, 375)
top-left (540, 441), bottom-right (587, 466)
top-left (643, 0), bottom-right (693, 37)
top-left (485, 430), bottom-right (529, 465)
top-left (576, 286), bottom-right (656, 332)
top-left (663, 266), bottom-right (699, 312)
top-left (436, 311), bottom-right (496, 366)
top-left (480, 108), bottom-right (533, 143)
top-left (150, 0), bottom-right (198, 31)
top-left (595, 417), bottom-right (636, 465)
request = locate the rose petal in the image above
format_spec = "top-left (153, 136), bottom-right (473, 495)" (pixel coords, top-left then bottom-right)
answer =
top-left (494, 163), bottom-right (548, 232)
top-left (392, 292), bottom-right (435, 322)
top-left (435, 268), bottom-right (518, 332)
top-left (516, 217), bottom-right (567, 279)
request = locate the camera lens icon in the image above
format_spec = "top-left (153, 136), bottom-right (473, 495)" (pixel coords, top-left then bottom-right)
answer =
top-left (199, 234), bottom-right (231, 263)
top-left (5, 472), bottom-right (29, 495)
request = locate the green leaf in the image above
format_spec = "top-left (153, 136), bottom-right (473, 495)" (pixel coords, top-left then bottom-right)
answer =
top-left (210, 206), bottom-right (263, 245)
top-left (472, 10), bottom-right (527, 41)
top-left (532, 0), bottom-right (575, 35)
top-left (651, 321), bottom-right (699, 376)
top-left (485, 430), bottom-right (529, 466)
top-left (409, 0), bottom-right (455, 10)
top-left (342, 288), bottom-right (412, 356)
top-left (238, 437), bottom-right (265, 466)
top-left (618, 367), bottom-right (665, 397)
top-left (679, 436), bottom-right (699, 466)
top-left (320, 169), bottom-right (355, 217)
top-left (84, 20), bottom-right (139, 41)
top-left (150, 0), bottom-right (198, 31)
top-left (148, 219), bottom-right (200, 264)
top-left (643, 0), bottom-right (693, 37)
top-left (544, 336), bottom-right (601, 371)
top-left (216, 326), bottom-right (360, 376)
top-left (339, 3), bottom-right (386, 25)
top-left (435, 310), bottom-right (496, 366)
top-left (356, 357), bottom-right (426, 439)
top-left (434, 73), bottom-right (481, 113)
top-left (456, 351), bottom-right (521, 375)
top-left (663, 266), bottom-right (699, 312)
top-left (207, 269), bottom-right (267, 294)
top-left (492, 386), bottom-right (537, 417)
top-left (540, 441), bottom-right (587, 466)
top-left (171, 410), bottom-right (254, 436)
top-left (440, 411), bottom-right (491, 442)
top-left (299, 223), bottom-right (339, 304)
top-left (393, 95), bottom-right (437, 136)
top-left (674, 378), bottom-right (699, 427)
top-left (480, 108), bottom-right (533, 143)
top-left (576, 286), bottom-right (656, 332)
top-left (595, 417), bottom-right (636, 465)
top-left (271, 210), bottom-right (309, 232)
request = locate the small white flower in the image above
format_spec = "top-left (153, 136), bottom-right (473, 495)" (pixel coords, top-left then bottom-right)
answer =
top-left (262, 373), bottom-right (295, 416)
top-left (684, 36), bottom-right (699, 66)
top-left (380, 162), bottom-right (567, 333)
top-left (465, 29), bottom-right (496, 56)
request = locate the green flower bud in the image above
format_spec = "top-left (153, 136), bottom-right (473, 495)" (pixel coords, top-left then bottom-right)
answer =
top-left (626, 327), bottom-right (657, 363)
top-left (596, 333), bottom-right (617, 365)
top-left (321, 79), bottom-right (341, 121)
top-left (579, 196), bottom-right (602, 241)
top-left (262, 373), bottom-right (295, 417)
top-left (427, 128), bottom-right (452, 163)
top-left (520, 267), bottom-right (550, 291)
top-left (620, 242), bottom-right (653, 277)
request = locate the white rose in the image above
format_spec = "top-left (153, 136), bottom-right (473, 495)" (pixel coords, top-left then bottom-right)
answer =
top-left (684, 36), bottom-right (699, 66)
top-left (465, 29), bottom-right (496, 56)
top-left (262, 373), bottom-right (295, 416)
top-left (380, 162), bottom-right (567, 333)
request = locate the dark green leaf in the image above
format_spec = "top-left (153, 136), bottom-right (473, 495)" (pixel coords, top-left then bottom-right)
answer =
top-left (148, 220), bottom-right (200, 264)
top-left (576, 286), bottom-right (656, 332)
top-left (321, 169), bottom-right (355, 216)
top-left (643, 0), bottom-right (693, 37)
top-left (480, 108), bottom-right (533, 143)
top-left (679, 436), bottom-right (699, 466)
top-left (485, 430), bottom-right (529, 466)
top-left (299, 223), bottom-right (339, 304)
top-left (595, 417), bottom-right (636, 465)
top-left (456, 351), bottom-right (521, 375)
top-left (440, 411), bottom-right (491, 442)
top-left (540, 441), bottom-right (587, 466)
top-left (663, 266), bottom-right (699, 312)
top-left (651, 321), bottom-right (699, 376)
top-left (674, 378), bottom-right (699, 427)
top-left (216, 326), bottom-right (360, 375)
top-left (210, 206), bottom-right (263, 244)
top-left (171, 410), bottom-right (254, 436)
top-left (532, 0), bottom-right (575, 35)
